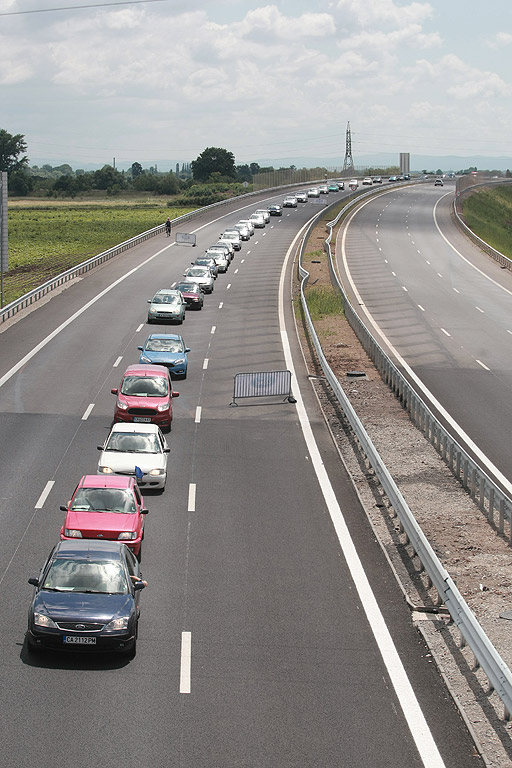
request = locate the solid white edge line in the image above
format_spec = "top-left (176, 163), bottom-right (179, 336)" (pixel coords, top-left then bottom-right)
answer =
top-left (35, 480), bottom-right (55, 509)
top-left (195, 406), bottom-right (202, 423)
top-left (188, 484), bottom-right (196, 512)
top-left (341, 193), bottom-right (512, 498)
top-left (180, 631), bottom-right (192, 693)
top-left (82, 403), bottom-right (95, 420)
top-left (281, 219), bottom-right (446, 767)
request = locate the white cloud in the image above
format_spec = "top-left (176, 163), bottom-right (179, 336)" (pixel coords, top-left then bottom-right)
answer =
top-left (335, 0), bottom-right (433, 29)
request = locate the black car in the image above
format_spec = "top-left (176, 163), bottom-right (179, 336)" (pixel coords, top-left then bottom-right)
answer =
top-left (27, 540), bottom-right (146, 656)
top-left (268, 204), bottom-right (282, 215)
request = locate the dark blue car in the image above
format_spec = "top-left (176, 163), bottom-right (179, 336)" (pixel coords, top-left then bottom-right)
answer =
top-left (26, 540), bottom-right (145, 656)
top-left (138, 333), bottom-right (190, 379)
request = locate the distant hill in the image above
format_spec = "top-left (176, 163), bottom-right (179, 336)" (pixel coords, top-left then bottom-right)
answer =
top-left (28, 153), bottom-right (512, 174)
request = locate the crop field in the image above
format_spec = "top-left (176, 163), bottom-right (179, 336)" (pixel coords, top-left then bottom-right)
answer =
top-left (2, 199), bottom-right (195, 307)
top-left (462, 184), bottom-right (512, 258)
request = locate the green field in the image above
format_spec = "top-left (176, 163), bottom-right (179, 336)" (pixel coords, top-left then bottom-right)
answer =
top-left (2, 199), bottom-right (195, 307)
top-left (462, 185), bottom-right (512, 258)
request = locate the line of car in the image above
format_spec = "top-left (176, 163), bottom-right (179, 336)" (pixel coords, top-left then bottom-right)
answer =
top-left (25, 203), bottom-right (273, 659)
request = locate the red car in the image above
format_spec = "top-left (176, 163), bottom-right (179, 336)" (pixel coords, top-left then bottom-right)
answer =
top-left (60, 475), bottom-right (148, 559)
top-left (111, 364), bottom-right (179, 431)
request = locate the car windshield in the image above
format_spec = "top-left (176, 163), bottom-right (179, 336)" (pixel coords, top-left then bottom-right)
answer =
top-left (43, 559), bottom-right (129, 594)
top-left (176, 283), bottom-right (198, 293)
top-left (145, 338), bottom-right (183, 353)
top-left (70, 488), bottom-right (136, 514)
top-left (120, 375), bottom-right (168, 397)
top-left (187, 268), bottom-right (207, 277)
top-left (152, 294), bottom-right (180, 305)
top-left (105, 432), bottom-right (162, 454)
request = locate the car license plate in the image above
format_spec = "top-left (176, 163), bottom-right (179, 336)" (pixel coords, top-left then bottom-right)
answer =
top-left (64, 636), bottom-right (96, 645)
top-left (133, 417), bottom-right (151, 423)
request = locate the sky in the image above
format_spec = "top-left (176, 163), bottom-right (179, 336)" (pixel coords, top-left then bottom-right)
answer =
top-left (1, 0), bottom-right (511, 170)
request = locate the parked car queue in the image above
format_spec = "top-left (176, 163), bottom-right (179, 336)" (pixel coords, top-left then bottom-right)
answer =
top-left (25, 190), bottom-right (349, 658)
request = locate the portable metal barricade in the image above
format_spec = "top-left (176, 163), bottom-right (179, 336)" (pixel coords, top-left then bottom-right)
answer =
top-left (231, 370), bottom-right (295, 406)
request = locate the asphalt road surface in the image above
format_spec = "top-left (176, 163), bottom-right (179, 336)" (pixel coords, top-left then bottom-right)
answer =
top-left (339, 180), bottom-right (512, 495)
top-left (0, 188), bottom-right (480, 767)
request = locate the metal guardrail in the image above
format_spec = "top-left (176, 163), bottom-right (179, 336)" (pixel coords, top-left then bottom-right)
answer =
top-left (297, 189), bottom-right (512, 716)
top-left (453, 178), bottom-right (512, 271)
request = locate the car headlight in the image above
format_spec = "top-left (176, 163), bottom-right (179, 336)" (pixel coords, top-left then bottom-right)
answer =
top-left (116, 400), bottom-right (129, 410)
top-left (156, 403), bottom-right (169, 412)
top-left (64, 529), bottom-right (82, 538)
top-left (104, 616), bottom-right (129, 632)
top-left (34, 612), bottom-right (58, 629)
top-left (98, 465), bottom-right (114, 474)
top-left (148, 307), bottom-right (157, 314)
top-left (173, 358), bottom-right (185, 365)
top-left (118, 532), bottom-right (137, 540)
top-left (149, 468), bottom-right (165, 476)
top-left (140, 355), bottom-right (152, 363)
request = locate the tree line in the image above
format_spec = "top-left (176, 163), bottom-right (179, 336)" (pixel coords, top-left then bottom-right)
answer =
top-left (0, 131), bottom-right (279, 198)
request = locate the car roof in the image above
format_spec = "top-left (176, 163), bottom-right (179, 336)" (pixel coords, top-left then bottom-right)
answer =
top-left (108, 422), bottom-right (161, 434)
top-left (147, 333), bottom-right (182, 342)
top-left (54, 539), bottom-right (127, 560)
top-left (79, 474), bottom-right (134, 490)
top-left (153, 288), bottom-right (181, 295)
top-left (122, 364), bottom-right (169, 377)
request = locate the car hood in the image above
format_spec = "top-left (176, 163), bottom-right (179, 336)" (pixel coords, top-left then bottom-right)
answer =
top-left (149, 303), bottom-right (181, 313)
top-left (98, 450), bottom-right (167, 473)
top-left (118, 394), bottom-right (169, 408)
top-left (139, 351), bottom-right (184, 365)
top-left (34, 591), bottom-right (134, 622)
top-left (65, 511), bottom-right (138, 534)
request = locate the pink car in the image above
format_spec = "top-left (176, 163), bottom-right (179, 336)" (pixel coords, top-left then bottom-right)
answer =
top-left (60, 475), bottom-right (148, 560)
top-left (111, 364), bottom-right (179, 431)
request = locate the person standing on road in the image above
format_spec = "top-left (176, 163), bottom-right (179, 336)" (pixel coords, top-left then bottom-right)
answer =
top-left (165, 217), bottom-right (171, 237)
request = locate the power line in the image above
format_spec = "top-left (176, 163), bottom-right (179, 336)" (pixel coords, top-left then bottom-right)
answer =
top-left (0, 0), bottom-right (168, 17)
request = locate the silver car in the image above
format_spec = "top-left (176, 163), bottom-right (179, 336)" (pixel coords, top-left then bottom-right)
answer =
top-left (209, 242), bottom-right (234, 262)
top-left (255, 208), bottom-right (270, 223)
top-left (147, 289), bottom-right (186, 324)
top-left (237, 219), bottom-right (254, 235)
top-left (219, 230), bottom-right (242, 250)
top-left (249, 213), bottom-right (265, 228)
top-left (204, 249), bottom-right (229, 273)
top-left (182, 266), bottom-right (214, 293)
top-left (232, 223), bottom-right (251, 240)
top-left (97, 423), bottom-right (170, 491)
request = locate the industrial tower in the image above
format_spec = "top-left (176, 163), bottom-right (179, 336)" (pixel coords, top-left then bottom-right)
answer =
top-left (342, 122), bottom-right (355, 175)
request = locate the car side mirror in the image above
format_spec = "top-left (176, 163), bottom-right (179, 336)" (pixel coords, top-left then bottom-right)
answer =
top-left (185, 348), bottom-right (191, 353)
top-left (111, 388), bottom-right (118, 395)
top-left (147, 299), bottom-right (151, 303)
top-left (164, 447), bottom-right (171, 453)
top-left (97, 445), bottom-right (104, 450)
top-left (137, 346), bottom-right (143, 351)
top-left (133, 581), bottom-right (146, 591)
top-left (59, 505), bottom-right (67, 512)
top-left (140, 508), bottom-right (149, 515)
top-left (172, 391), bottom-right (180, 398)
top-left (28, 577), bottom-right (39, 587)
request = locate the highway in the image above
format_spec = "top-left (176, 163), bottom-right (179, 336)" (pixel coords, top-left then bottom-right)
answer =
top-left (339, 180), bottom-right (512, 494)
top-left (0, 189), bottom-right (480, 767)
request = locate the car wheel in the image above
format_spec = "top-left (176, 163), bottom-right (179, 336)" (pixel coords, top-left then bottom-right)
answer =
top-left (136, 545), bottom-right (142, 563)
top-left (121, 638), bottom-right (137, 659)
top-left (26, 634), bottom-right (42, 655)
